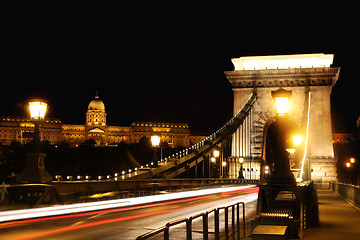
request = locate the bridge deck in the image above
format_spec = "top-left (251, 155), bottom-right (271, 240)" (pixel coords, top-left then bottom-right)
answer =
top-left (298, 190), bottom-right (360, 240)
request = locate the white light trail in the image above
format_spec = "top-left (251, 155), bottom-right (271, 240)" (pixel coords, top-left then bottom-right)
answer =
top-left (298, 92), bottom-right (311, 182)
top-left (0, 185), bottom-right (256, 223)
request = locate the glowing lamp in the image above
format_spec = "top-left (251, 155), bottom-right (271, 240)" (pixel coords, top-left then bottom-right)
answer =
top-left (346, 162), bottom-right (351, 168)
top-left (350, 158), bottom-right (355, 164)
top-left (211, 157), bottom-right (216, 163)
top-left (274, 97), bottom-right (289, 115)
top-left (222, 161), bottom-right (227, 167)
top-left (271, 89), bottom-right (292, 116)
top-left (293, 135), bottom-right (301, 146)
top-left (213, 150), bottom-right (220, 158)
top-left (151, 135), bottom-right (160, 147)
top-left (29, 101), bottom-right (48, 120)
top-left (239, 157), bottom-right (244, 163)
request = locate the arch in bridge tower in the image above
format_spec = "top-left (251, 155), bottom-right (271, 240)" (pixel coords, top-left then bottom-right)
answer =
top-left (225, 53), bottom-right (340, 183)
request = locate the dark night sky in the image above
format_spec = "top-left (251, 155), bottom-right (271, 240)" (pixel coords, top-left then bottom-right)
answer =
top-left (2, 9), bottom-right (359, 135)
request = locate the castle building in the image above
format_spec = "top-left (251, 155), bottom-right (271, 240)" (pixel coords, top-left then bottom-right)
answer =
top-left (0, 94), bottom-right (206, 147)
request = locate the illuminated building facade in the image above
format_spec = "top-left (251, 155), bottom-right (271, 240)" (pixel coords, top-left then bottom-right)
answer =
top-left (0, 117), bottom-right (62, 145)
top-left (0, 94), bottom-right (206, 147)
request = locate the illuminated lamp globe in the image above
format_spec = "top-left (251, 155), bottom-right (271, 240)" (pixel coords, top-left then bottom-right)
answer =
top-left (151, 135), bottom-right (161, 147)
top-left (293, 135), bottom-right (302, 146)
top-left (271, 88), bottom-right (292, 116)
top-left (29, 101), bottom-right (48, 120)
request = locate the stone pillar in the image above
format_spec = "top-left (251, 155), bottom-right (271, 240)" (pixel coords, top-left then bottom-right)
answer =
top-left (309, 86), bottom-right (337, 182)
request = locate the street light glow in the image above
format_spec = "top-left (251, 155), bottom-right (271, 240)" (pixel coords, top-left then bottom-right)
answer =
top-left (151, 135), bottom-right (160, 147)
top-left (29, 101), bottom-right (48, 119)
top-left (293, 135), bottom-right (301, 146)
top-left (274, 97), bottom-right (289, 115)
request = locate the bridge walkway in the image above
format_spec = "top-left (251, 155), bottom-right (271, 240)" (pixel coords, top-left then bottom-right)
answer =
top-left (296, 190), bottom-right (360, 240)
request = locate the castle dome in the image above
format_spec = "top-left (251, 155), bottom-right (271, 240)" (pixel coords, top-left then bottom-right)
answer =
top-left (88, 94), bottom-right (105, 111)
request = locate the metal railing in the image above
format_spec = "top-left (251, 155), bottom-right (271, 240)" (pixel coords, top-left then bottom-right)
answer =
top-left (331, 182), bottom-right (360, 209)
top-left (136, 201), bottom-right (246, 240)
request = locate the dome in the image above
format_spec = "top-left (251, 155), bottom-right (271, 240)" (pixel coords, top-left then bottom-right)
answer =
top-left (88, 95), bottom-right (105, 111)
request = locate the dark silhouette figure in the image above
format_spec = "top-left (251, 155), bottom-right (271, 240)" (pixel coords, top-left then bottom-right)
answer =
top-left (266, 118), bottom-right (296, 186)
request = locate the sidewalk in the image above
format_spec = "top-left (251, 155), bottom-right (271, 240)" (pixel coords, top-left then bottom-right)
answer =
top-left (301, 190), bottom-right (360, 240)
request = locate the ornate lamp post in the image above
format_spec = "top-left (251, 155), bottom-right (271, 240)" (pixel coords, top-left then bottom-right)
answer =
top-left (17, 100), bottom-right (52, 183)
top-left (151, 134), bottom-right (161, 165)
top-left (267, 89), bottom-right (296, 186)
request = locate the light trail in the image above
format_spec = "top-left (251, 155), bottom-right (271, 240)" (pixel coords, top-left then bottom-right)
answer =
top-left (0, 185), bottom-right (256, 223)
top-left (298, 92), bottom-right (311, 182)
top-left (10, 209), bottom-right (174, 240)
top-left (0, 195), bottom-right (215, 228)
top-left (8, 186), bottom-right (259, 240)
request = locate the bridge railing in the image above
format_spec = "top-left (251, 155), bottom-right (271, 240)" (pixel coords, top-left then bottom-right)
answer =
top-left (136, 201), bottom-right (246, 240)
top-left (331, 182), bottom-right (360, 209)
top-left (160, 93), bottom-right (257, 163)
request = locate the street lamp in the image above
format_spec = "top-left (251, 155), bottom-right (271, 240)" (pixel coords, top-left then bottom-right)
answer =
top-left (151, 134), bottom-right (161, 166)
top-left (28, 100), bottom-right (48, 145)
top-left (151, 135), bottom-right (160, 147)
top-left (293, 135), bottom-right (301, 146)
top-left (29, 101), bottom-right (48, 120)
top-left (271, 88), bottom-right (292, 116)
top-left (17, 99), bottom-right (52, 183)
top-left (345, 159), bottom-right (355, 184)
top-left (238, 157), bottom-right (244, 179)
top-left (268, 88), bottom-right (296, 186)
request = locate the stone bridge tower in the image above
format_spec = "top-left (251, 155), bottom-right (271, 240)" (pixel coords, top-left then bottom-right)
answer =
top-left (225, 53), bottom-right (340, 183)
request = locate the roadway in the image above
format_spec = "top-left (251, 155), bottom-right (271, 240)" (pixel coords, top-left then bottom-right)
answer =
top-left (0, 185), bottom-right (258, 240)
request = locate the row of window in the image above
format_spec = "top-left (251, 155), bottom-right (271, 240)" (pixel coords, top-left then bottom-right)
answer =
top-left (132, 123), bottom-right (188, 128)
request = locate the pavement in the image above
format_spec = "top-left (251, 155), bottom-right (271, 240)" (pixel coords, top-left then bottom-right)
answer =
top-left (300, 190), bottom-right (360, 240)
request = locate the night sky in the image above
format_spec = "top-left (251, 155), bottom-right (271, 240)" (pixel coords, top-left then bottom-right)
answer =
top-left (2, 10), bottom-right (359, 135)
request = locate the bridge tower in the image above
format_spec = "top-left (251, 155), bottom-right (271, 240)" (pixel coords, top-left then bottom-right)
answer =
top-left (225, 53), bottom-right (340, 183)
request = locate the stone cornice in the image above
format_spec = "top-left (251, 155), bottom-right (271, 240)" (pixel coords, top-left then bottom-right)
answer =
top-left (225, 67), bottom-right (340, 88)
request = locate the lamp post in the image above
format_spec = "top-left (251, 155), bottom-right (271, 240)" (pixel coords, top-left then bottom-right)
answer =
top-left (268, 88), bottom-right (296, 186)
top-left (238, 157), bottom-right (244, 179)
top-left (210, 149), bottom-right (220, 178)
top-left (345, 158), bottom-right (356, 184)
top-left (151, 134), bottom-right (161, 166)
top-left (17, 100), bottom-right (52, 183)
